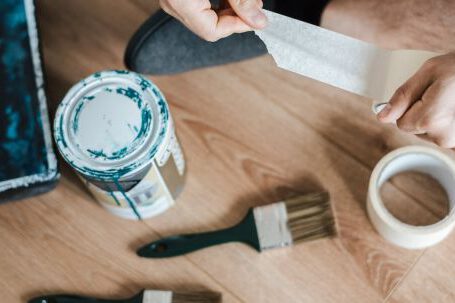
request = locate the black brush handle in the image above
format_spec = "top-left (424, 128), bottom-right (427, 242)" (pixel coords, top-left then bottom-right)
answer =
top-left (137, 210), bottom-right (259, 258)
top-left (28, 293), bottom-right (141, 303)
top-left (29, 295), bottom-right (116, 303)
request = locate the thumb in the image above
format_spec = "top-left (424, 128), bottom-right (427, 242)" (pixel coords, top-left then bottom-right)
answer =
top-left (377, 59), bottom-right (434, 123)
top-left (227, 0), bottom-right (267, 29)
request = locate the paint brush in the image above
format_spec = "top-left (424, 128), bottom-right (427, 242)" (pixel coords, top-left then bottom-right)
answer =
top-left (138, 192), bottom-right (335, 258)
top-left (29, 289), bottom-right (221, 303)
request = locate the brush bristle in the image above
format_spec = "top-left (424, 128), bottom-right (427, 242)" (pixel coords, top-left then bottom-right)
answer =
top-left (284, 192), bottom-right (335, 243)
top-left (172, 291), bottom-right (222, 303)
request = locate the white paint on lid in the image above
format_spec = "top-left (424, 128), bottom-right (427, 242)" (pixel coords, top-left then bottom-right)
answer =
top-left (70, 88), bottom-right (147, 161)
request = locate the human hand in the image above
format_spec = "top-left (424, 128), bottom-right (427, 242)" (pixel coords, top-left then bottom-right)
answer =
top-left (159, 0), bottom-right (267, 42)
top-left (377, 52), bottom-right (455, 148)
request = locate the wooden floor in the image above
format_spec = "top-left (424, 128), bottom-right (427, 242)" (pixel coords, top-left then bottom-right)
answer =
top-left (1, 1), bottom-right (454, 302)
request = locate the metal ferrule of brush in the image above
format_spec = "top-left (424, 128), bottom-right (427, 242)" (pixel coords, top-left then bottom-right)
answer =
top-left (142, 290), bottom-right (172, 303)
top-left (253, 202), bottom-right (293, 250)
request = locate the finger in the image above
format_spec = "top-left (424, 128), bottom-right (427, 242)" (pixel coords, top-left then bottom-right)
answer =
top-left (428, 120), bottom-right (455, 148)
top-left (218, 8), bottom-right (236, 16)
top-left (227, 0), bottom-right (267, 29)
top-left (417, 124), bottom-right (455, 148)
top-left (432, 132), bottom-right (455, 148)
top-left (218, 6), bottom-right (261, 16)
top-left (194, 9), bottom-right (252, 41)
top-left (159, 0), bottom-right (172, 14)
top-left (212, 14), bottom-right (253, 38)
top-left (416, 133), bottom-right (432, 143)
top-left (398, 78), bottom-right (455, 135)
top-left (218, 0), bottom-right (262, 10)
top-left (160, 0), bottom-right (204, 27)
top-left (396, 100), bottom-right (429, 134)
top-left (418, 110), bottom-right (455, 148)
top-left (377, 60), bottom-right (435, 123)
top-left (164, 0), bottom-right (251, 42)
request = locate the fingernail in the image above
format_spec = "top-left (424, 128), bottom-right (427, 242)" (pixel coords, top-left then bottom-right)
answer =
top-left (378, 104), bottom-right (392, 118)
top-left (249, 9), bottom-right (267, 28)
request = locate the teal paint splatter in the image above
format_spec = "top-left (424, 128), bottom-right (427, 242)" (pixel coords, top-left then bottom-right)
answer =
top-left (3, 140), bottom-right (28, 162)
top-left (82, 95), bottom-right (94, 100)
top-left (113, 178), bottom-right (142, 220)
top-left (86, 149), bottom-right (107, 158)
top-left (109, 191), bottom-right (122, 206)
top-left (72, 102), bottom-right (84, 133)
top-left (127, 123), bottom-right (139, 134)
top-left (114, 70), bottom-right (129, 75)
top-left (116, 87), bottom-right (142, 108)
top-left (152, 87), bottom-right (160, 99)
top-left (57, 116), bottom-right (67, 148)
top-left (5, 106), bottom-right (19, 139)
top-left (23, 95), bottom-right (36, 138)
top-left (110, 146), bottom-right (128, 159)
top-left (138, 77), bottom-right (152, 91)
top-left (93, 72), bottom-right (101, 78)
top-left (134, 109), bottom-right (152, 142)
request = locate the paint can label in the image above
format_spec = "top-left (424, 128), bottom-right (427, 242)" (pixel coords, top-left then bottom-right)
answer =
top-left (83, 120), bottom-right (185, 218)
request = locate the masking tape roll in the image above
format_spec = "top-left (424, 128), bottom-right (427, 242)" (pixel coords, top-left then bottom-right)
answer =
top-left (367, 146), bottom-right (455, 249)
top-left (255, 11), bottom-right (439, 108)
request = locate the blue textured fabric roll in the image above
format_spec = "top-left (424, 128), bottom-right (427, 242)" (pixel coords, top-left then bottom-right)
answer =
top-left (0, 0), bottom-right (59, 202)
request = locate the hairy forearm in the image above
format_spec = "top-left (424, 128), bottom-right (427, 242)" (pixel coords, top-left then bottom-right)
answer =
top-left (321, 0), bottom-right (455, 52)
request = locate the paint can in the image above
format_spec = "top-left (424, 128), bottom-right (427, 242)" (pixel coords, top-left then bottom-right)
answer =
top-left (54, 70), bottom-right (185, 220)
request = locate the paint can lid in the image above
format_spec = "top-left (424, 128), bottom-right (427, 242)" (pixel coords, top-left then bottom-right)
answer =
top-left (54, 70), bottom-right (169, 180)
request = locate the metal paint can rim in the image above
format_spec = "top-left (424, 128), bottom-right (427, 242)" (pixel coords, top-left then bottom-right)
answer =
top-left (54, 70), bottom-right (170, 181)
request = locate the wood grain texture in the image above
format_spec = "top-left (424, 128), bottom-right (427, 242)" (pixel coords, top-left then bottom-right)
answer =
top-left (323, 0), bottom-right (455, 52)
top-left (381, 172), bottom-right (448, 226)
top-left (0, 0), bottom-right (453, 302)
top-left (386, 232), bottom-right (455, 303)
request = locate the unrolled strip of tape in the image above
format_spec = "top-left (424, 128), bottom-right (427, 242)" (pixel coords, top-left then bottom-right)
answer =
top-left (367, 146), bottom-right (455, 249)
top-left (255, 10), bottom-right (438, 109)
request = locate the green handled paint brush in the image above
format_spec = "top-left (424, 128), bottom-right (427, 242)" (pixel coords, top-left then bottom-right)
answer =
top-left (29, 290), bottom-right (221, 303)
top-left (138, 192), bottom-right (335, 258)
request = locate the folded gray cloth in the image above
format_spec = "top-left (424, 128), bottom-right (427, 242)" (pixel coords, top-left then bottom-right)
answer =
top-left (124, 9), bottom-right (268, 75)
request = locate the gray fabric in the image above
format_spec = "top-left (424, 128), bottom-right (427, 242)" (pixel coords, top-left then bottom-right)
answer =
top-left (130, 15), bottom-right (268, 75)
